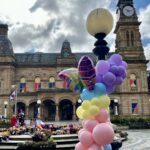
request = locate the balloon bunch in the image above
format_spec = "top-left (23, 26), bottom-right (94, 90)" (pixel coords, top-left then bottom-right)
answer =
top-left (58, 54), bottom-right (127, 150)
top-left (96, 54), bottom-right (127, 94)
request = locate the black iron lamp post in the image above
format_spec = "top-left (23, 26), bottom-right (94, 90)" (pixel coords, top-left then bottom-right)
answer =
top-left (86, 8), bottom-right (122, 150)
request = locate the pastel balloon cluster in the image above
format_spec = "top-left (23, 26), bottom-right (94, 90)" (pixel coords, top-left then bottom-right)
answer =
top-left (58, 54), bottom-right (127, 150)
top-left (76, 96), bottom-right (113, 150)
top-left (75, 115), bottom-right (114, 150)
top-left (96, 54), bottom-right (127, 94)
top-left (76, 95), bottom-right (110, 120)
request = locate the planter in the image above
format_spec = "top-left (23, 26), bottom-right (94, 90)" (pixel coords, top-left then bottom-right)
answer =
top-left (17, 142), bottom-right (56, 150)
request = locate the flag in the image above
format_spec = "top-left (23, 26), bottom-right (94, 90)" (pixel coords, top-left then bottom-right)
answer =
top-left (9, 90), bottom-right (16, 101)
top-left (132, 103), bottom-right (139, 113)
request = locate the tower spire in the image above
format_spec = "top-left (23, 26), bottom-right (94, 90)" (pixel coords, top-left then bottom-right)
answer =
top-left (117, 0), bottom-right (133, 6)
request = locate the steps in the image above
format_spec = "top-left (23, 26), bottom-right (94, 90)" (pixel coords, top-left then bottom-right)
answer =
top-left (0, 134), bottom-right (78, 150)
top-left (52, 134), bottom-right (78, 150)
top-left (0, 135), bottom-right (32, 150)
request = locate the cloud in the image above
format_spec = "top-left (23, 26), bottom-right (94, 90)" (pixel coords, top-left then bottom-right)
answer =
top-left (139, 4), bottom-right (150, 69)
top-left (8, 0), bottom-right (113, 53)
top-left (30, 0), bottom-right (59, 14)
top-left (144, 43), bottom-right (150, 60)
top-left (139, 4), bottom-right (150, 39)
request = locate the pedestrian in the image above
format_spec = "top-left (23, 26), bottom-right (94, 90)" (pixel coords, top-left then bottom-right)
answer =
top-left (10, 115), bottom-right (17, 127)
top-left (18, 109), bottom-right (25, 126)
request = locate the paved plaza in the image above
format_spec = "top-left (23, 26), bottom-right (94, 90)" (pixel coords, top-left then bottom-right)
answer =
top-left (121, 130), bottom-right (150, 150)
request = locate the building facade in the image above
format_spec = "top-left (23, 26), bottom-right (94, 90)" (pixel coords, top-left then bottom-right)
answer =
top-left (0, 0), bottom-right (150, 121)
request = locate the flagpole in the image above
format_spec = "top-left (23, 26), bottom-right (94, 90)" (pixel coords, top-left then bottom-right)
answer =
top-left (14, 86), bottom-right (17, 116)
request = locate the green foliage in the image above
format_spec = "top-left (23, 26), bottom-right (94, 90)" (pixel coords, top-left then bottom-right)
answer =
top-left (111, 116), bottom-right (150, 126)
top-left (0, 120), bottom-right (10, 128)
top-left (17, 129), bottom-right (56, 150)
top-left (17, 141), bottom-right (56, 150)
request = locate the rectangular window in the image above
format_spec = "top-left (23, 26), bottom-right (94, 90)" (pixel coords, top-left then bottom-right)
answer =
top-left (49, 82), bottom-right (55, 88)
top-left (20, 83), bottom-right (27, 93)
top-left (131, 102), bottom-right (139, 114)
top-left (34, 83), bottom-right (41, 91)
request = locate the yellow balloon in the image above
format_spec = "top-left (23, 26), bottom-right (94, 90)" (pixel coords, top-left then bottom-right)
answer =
top-left (82, 110), bottom-right (92, 120)
top-left (76, 106), bottom-right (84, 119)
top-left (106, 107), bottom-right (110, 112)
top-left (89, 106), bottom-right (99, 116)
top-left (91, 97), bottom-right (102, 108)
top-left (98, 95), bottom-right (110, 108)
top-left (82, 101), bottom-right (91, 110)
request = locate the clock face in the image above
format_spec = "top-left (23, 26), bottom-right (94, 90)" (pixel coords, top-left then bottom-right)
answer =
top-left (123, 6), bottom-right (134, 16)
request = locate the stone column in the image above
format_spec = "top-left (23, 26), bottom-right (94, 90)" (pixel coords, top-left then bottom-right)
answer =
top-left (55, 104), bottom-right (59, 121)
top-left (73, 103), bottom-right (77, 120)
top-left (25, 105), bottom-right (29, 119)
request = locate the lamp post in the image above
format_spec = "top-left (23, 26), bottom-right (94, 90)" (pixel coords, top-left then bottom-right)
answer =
top-left (37, 99), bottom-right (41, 119)
top-left (78, 99), bottom-right (82, 104)
top-left (4, 101), bottom-right (8, 118)
top-left (86, 8), bottom-right (122, 150)
top-left (86, 8), bottom-right (113, 60)
top-left (11, 85), bottom-right (18, 116)
top-left (114, 99), bottom-right (119, 115)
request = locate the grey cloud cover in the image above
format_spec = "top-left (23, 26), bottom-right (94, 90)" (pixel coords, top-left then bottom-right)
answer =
top-left (9, 0), bottom-right (113, 53)
top-left (6, 0), bottom-right (150, 60)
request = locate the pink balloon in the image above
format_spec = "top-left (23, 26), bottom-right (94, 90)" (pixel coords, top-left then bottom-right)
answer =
top-left (88, 144), bottom-right (103, 150)
top-left (92, 123), bottom-right (114, 145)
top-left (75, 142), bottom-right (87, 150)
top-left (84, 120), bottom-right (99, 132)
top-left (79, 130), bottom-right (94, 148)
top-left (78, 128), bottom-right (86, 137)
top-left (95, 109), bottom-right (109, 123)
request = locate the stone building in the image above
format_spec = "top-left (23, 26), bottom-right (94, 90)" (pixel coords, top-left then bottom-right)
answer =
top-left (0, 0), bottom-right (150, 121)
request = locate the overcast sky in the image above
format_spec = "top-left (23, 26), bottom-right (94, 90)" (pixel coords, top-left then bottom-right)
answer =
top-left (0, 0), bottom-right (150, 61)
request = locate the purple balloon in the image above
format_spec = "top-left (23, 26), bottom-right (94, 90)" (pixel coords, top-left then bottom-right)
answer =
top-left (106, 85), bottom-right (115, 94)
top-left (110, 54), bottom-right (123, 66)
top-left (109, 65), bottom-right (118, 76)
top-left (96, 60), bottom-right (110, 75)
top-left (116, 66), bottom-right (125, 76)
top-left (96, 73), bottom-right (104, 83)
top-left (103, 72), bottom-right (116, 86)
top-left (121, 71), bottom-right (127, 79)
top-left (115, 77), bottom-right (123, 85)
top-left (121, 61), bottom-right (128, 69)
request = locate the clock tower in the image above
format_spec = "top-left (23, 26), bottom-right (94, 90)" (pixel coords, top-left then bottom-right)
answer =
top-left (113, 0), bottom-right (150, 117)
top-left (114, 0), bottom-right (145, 61)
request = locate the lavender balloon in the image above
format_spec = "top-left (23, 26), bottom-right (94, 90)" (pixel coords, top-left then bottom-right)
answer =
top-left (96, 60), bottom-right (110, 75)
top-left (115, 76), bottom-right (123, 85)
top-left (121, 61), bottom-right (128, 69)
top-left (103, 72), bottom-right (116, 86)
top-left (116, 66), bottom-right (125, 76)
top-left (106, 85), bottom-right (115, 94)
top-left (109, 54), bottom-right (123, 66)
top-left (109, 65), bottom-right (118, 76)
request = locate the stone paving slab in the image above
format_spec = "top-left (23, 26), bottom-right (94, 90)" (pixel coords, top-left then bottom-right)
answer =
top-left (121, 130), bottom-right (150, 150)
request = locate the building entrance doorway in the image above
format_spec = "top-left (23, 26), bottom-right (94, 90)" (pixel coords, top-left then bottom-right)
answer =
top-left (59, 99), bottom-right (73, 120)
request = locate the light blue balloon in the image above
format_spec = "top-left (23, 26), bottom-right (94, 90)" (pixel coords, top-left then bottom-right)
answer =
top-left (94, 83), bottom-right (106, 96)
top-left (80, 83), bottom-right (106, 100)
top-left (104, 144), bottom-right (112, 150)
top-left (80, 88), bottom-right (96, 100)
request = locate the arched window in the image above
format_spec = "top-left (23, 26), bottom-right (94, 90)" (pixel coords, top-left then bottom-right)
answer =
top-left (126, 31), bottom-right (130, 46)
top-left (34, 77), bottom-right (41, 91)
top-left (20, 77), bottom-right (26, 93)
top-left (49, 77), bottom-right (55, 88)
top-left (131, 31), bottom-right (134, 46)
top-left (130, 74), bottom-right (137, 89)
